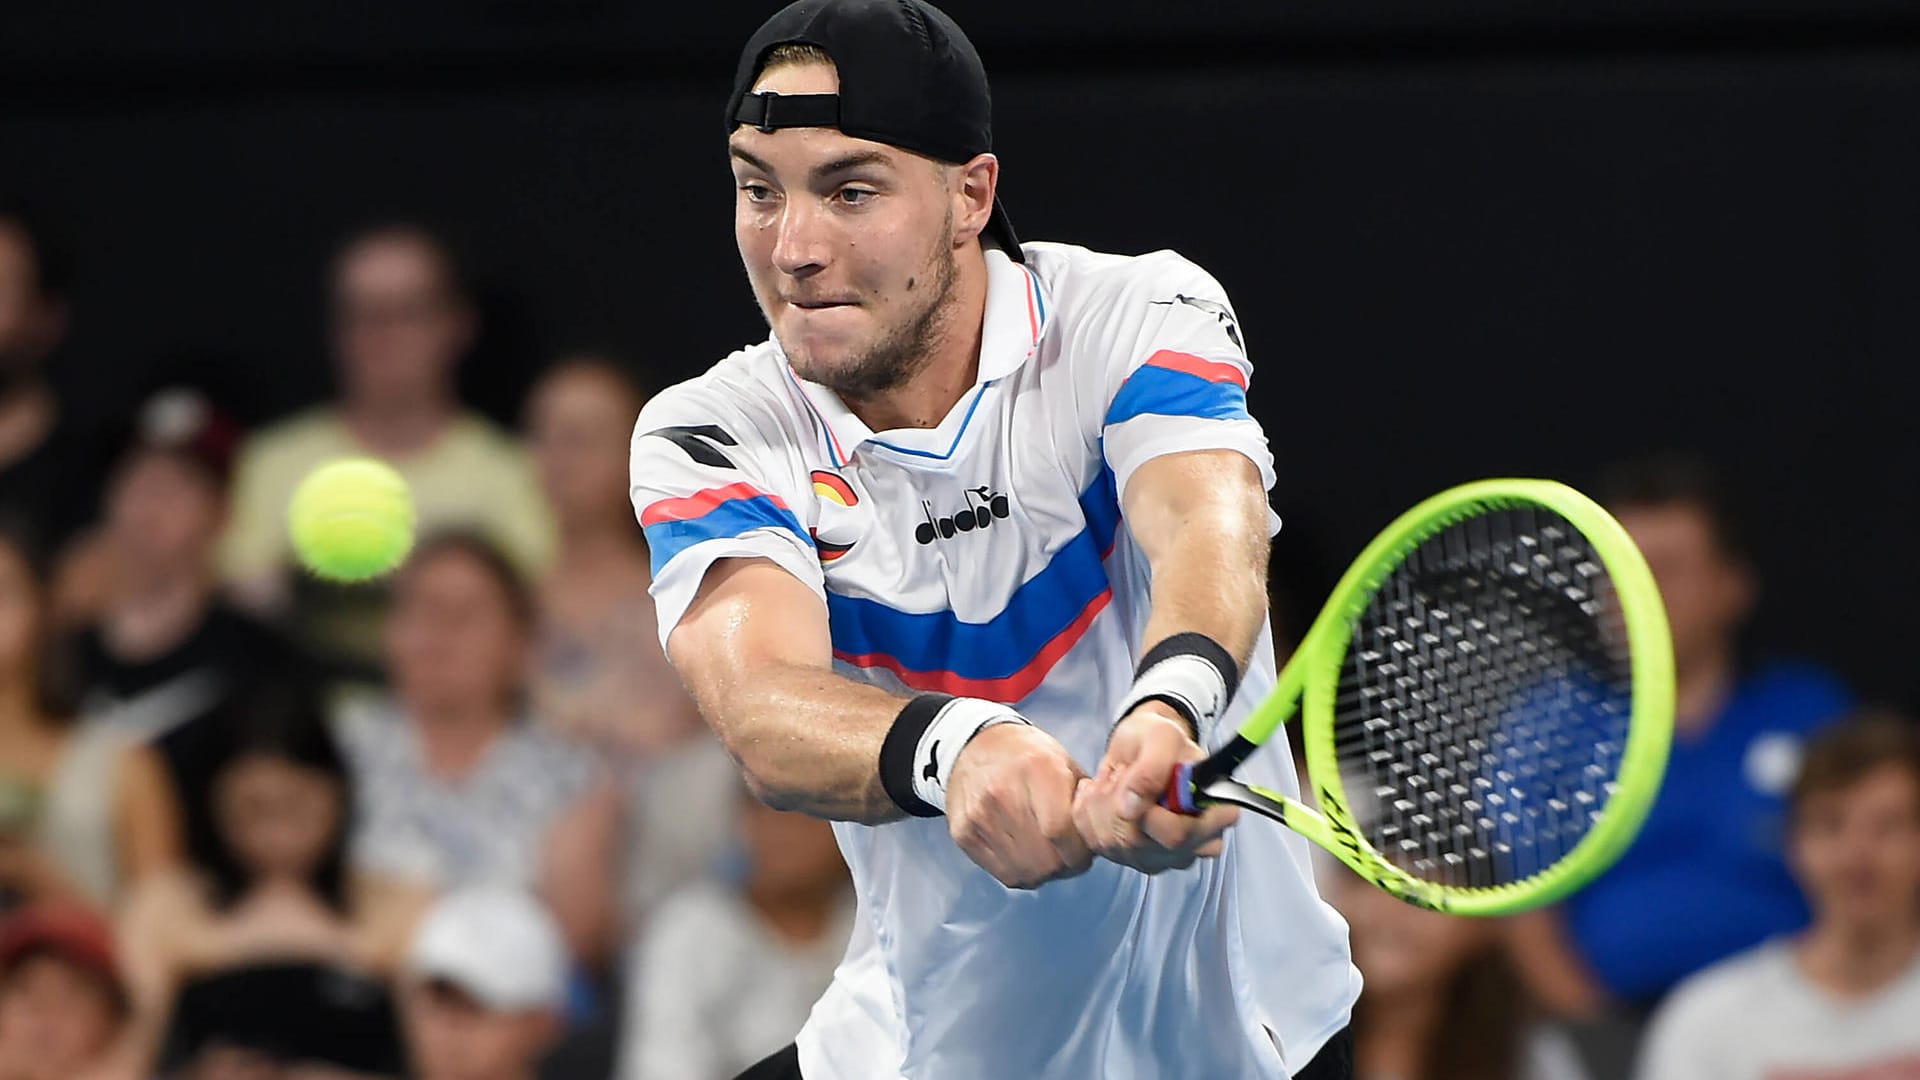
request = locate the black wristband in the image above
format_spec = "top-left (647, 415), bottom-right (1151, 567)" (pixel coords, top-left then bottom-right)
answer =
top-left (1119, 632), bottom-right (1242, 740)
top-left (879, 693), bottom-right (952, 818)
top-left (1134, 632), bottom-right (1241, 700)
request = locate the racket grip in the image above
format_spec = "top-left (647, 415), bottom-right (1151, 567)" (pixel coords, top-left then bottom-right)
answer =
top-left (1161, 762), bottom-right (1199, 815)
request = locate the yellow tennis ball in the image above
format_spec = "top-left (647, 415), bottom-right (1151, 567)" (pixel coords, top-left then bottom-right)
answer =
top-left (288, 458), bottom-right (416, 582)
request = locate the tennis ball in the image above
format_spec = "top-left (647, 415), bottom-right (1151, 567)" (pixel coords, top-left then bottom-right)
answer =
top-left (287, 457), bottom-right (416, 582)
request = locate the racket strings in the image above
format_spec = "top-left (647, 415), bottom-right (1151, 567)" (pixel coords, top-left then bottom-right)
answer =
top-left (1333, 507), bottom-right (1634, 890)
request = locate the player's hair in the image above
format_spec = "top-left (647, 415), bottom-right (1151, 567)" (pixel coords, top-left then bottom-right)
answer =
top-left (760, 42), bottom-right (835, 74)
top-left (0, 194), bottom-right (71, 299)
top-left (1790, 709), bottom-right (1920, 823)
top-left (1590, 451), bottom-right (1749, 560)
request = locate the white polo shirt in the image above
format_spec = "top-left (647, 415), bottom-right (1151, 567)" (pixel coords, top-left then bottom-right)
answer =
top-left (629, 242), bottom-right (1359, 1079)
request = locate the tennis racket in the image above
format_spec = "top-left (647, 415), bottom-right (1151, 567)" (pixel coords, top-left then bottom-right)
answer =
top-left (1164, 478), bottom-right (1674, 915)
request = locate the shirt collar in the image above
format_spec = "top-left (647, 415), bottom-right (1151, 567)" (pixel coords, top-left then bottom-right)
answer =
top-left (783, 248), bottom-right (1049, 464)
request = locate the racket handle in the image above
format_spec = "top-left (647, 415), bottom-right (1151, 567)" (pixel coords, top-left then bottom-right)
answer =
top-left (1161, 762), bottom-right (1199, 815)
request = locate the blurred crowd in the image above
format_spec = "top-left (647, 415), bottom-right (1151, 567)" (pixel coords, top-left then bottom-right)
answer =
top-left (0, 200), bottom-right (1913, 1080)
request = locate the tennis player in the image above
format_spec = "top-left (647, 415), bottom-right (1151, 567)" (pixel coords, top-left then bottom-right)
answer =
top-left (629, 1), bottom-right (1359, 1076)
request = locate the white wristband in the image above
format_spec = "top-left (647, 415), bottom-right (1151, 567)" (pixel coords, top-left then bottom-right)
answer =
top-left (911, 698), bottom-right (1030, 813)
top-left (1116, 653), bottom-right (1231, 740)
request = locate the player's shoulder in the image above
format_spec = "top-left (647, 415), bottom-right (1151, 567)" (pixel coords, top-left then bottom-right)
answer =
top-left (1024, 241), bottom-right (1233, 313)
top-left (1652, 939), bottom-right (1792, 1031)
top-left (632, 341), bottom-right (810, 452)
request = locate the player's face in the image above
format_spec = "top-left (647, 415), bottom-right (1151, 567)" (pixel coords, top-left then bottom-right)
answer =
top-left (1791, 765), bottom-right (1920, 934)
top-left (730, 62), bottom-right (963, 401)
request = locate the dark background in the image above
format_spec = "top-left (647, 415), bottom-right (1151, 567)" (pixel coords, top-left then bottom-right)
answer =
top-left (6, 0), bottom-right (1916, 706)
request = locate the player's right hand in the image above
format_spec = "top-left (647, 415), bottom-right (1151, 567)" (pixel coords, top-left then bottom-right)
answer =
top-left (944, 723), bottom-right (1093, 889)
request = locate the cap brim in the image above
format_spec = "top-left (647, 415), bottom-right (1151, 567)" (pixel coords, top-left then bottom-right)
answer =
top-left (984, 197), bottom-right (1023, 264)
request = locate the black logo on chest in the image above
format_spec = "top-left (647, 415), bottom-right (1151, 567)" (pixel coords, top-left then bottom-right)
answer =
top-left (915, 486), bottom-right (1010, 545)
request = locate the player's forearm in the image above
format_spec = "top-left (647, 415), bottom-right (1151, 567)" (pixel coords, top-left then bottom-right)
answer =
top-left (696, 659), bottom-right (910, 824)
top-left (1130, 457), bottom-right (1272, 672)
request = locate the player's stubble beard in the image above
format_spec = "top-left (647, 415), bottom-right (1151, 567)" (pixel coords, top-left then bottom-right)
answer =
top-left (780, 207), bottom-right (960, 405)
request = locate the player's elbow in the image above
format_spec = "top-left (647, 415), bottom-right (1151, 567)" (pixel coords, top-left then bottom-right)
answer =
top-left (735, 758), bottom-right (802, 812)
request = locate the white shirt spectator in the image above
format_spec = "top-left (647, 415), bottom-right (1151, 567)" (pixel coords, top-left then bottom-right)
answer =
top-left (335, 696), bottom-right (598, 889)
top-left (1636, 938), bottom-right (1920, 1080)
top-left (622, 879), bottom-right (854, 1080)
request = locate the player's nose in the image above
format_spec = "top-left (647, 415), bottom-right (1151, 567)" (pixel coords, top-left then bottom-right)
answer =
top-left (770, 198), bottom-right (831, 278)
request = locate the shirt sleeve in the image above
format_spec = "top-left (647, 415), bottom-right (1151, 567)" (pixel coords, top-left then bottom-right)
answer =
top-left (629, 390), bottom-right (824, 650)
top-left (1092, 254), bottom-right (1277, 511)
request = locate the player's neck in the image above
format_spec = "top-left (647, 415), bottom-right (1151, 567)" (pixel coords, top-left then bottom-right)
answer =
top-left (844, 247), bottom-right (987, 434)
top-left (1798, 915), bottom-right (1920, 998)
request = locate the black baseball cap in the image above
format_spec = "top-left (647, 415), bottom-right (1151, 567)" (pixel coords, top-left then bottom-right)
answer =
top-left (727, 0), bottom-right (1023, 263)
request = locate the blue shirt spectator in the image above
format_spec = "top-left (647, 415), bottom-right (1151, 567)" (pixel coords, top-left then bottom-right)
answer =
top-left (1564, 662), bottom-right (1851, 1002)
top-left (1505, 455), bottom-right (1854, 1038)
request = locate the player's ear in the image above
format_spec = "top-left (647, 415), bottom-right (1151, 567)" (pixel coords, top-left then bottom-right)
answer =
top-left (950, 152), bottom-right (998, 250)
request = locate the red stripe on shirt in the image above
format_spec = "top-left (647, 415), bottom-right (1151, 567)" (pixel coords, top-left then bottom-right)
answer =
top-left (1144, 349), bottom-right (1249, 389)
top-left (641, 482), bottom-right (788, 527)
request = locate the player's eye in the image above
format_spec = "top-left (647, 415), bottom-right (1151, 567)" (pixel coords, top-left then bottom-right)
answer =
top-left (836, 187), bottom-right (877, 206)
top-left (740, 182), bottom-right (777, 203)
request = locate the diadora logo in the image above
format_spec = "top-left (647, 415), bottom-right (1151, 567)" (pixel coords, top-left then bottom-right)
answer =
top-left (810, 470), bottom-right (861, 564)
top-left (915, 486), bottom-right (1010, 545)
top-left (1150, 293), bottom-right (1243, 351)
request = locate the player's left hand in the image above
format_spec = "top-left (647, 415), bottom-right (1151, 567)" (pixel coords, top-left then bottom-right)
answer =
top-left (1073, 704), bottom-right (1239, 875)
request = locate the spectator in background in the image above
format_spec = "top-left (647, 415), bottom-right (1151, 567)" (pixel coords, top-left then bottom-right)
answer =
top-left (621, 784), bottom-right (853, 1080)
top-left (335, 533), bottom-right (616, 966)
top-left (157, 959), bottom-right (404, 1079)
top-left (525, 357), bottom-right (702, 756)
top-left (1336, 871), bottom-right (1588, 1080)
top-left (219, 224), bottom-right (553, 683)
top-left (1508, 454), bottom-right (1854, 1030)
top-left (1636, 711), bottom-right (1920, 1080)
top-left (67, 387), bottom-right (301, 870)
top-left (0, 201), bottom-right (108, 555)
top-left (523, 358), bottom-right (736, 929)
top-left (399, 887), bottom-right (568, 1080)
top-left (0, 906), bottom-right (129, 1080)
top-left (119, 677), bottom-right (428, 1063)
top-left (0, 520), bottom-right (179, 914)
